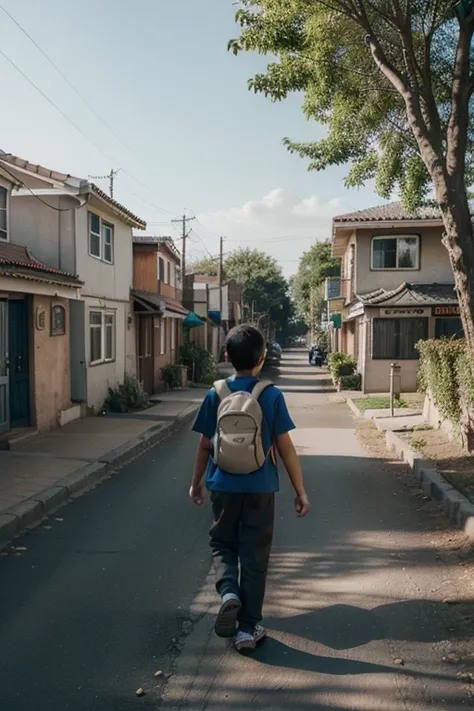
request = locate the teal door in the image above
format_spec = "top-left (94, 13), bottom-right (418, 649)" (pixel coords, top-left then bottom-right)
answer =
top-left (8, 300), bottom-right (30, 428)
top-left (0, 300), bottom-right (9, 434)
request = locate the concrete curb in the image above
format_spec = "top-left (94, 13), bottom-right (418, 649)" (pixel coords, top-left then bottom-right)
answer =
top-left (0, 403), bottom-right (200, 550)
top-left (385, 430), bottom-right (474, 542)
top-left (346, 398), bottom-right (363, 418)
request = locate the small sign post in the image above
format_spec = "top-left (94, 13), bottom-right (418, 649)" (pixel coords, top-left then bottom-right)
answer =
top-left (390, 362), bottom-right (401, 417)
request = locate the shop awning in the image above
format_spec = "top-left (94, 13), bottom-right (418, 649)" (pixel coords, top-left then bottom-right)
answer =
top-left (183, 312), bottom-right (205, 328)
top-left (208, 310), bottom-right (221, 325)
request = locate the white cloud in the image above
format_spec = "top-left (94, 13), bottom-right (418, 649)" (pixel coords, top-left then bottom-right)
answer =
top-left (195, 188), bottom-right (343, 276)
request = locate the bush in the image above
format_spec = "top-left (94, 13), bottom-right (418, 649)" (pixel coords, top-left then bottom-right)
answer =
top-left (328, 351), bottom-right (357, 380)
top-left (417, 339), bottom-right (474, 448)
top-left (162, 364), bottom-right (181, 390)
top-left (180, 342), bottom-right (217, 385)
top-left (104, 376), bottom-right (149, 413)
top-left (339, 373), bottom-right (362, 391)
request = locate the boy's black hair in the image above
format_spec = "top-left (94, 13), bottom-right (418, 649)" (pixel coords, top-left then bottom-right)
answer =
top-left (226, 324), bottom-right (265, 372)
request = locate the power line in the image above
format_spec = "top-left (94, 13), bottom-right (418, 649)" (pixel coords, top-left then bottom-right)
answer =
top-left (0, 3), bottom-right (136, 155)
top-left (0, 159), bottom-right (80, 212)
top-left (190, 229), bottom-right (215, 259)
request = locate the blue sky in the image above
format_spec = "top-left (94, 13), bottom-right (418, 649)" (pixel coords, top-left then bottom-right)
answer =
top-left (1, 0), bottom-right (379, 274)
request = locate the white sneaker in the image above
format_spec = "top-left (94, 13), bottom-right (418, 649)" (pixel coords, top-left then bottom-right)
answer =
top-left (234, 624), bottom-right (266, 652)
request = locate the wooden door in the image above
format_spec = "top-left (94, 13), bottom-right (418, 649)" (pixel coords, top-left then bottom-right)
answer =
top-left (138, 316), bottom-right (154, 395)
top-left (8, 299), bottom-right (30, 428)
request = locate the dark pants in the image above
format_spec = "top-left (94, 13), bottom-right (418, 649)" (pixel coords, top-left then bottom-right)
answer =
top-left (209, 492), bottom-right (275, 633)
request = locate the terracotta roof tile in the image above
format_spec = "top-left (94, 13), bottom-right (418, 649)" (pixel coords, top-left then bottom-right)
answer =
top-left (334, 202), bottom-right (442, 224)
top-left (0, 241), bottom-right (82, 284)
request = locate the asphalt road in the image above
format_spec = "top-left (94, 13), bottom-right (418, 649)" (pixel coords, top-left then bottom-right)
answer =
top-left (1, 352), bottom-right (473, 710)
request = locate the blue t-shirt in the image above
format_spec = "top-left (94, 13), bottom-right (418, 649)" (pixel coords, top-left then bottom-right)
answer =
top-left (192, 375), bottom-right (295, 493)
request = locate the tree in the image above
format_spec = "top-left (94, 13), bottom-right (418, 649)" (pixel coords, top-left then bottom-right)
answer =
top-left (224, 248), bottom-right (291, 330)
top-left (186, 257), bottom-right (218, 276)
top-left (291, 241), bottom-right (340, 326)
top-left (230, 1), bottom-right (474, 349)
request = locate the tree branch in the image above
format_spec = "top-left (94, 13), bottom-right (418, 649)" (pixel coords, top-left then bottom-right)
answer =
top-left (446, 23), bottom-right (474, 184)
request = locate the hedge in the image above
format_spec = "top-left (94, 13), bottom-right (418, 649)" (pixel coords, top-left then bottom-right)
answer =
top-left (417, 339), bottom-right (474, 446)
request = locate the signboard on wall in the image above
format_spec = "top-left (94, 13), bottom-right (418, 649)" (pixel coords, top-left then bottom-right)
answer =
top-left (379, 307), bottom-right (431, 318)
top-left (432, 304), bottom-right (460, 317)
top-left (325, 277), bottom-right (341, 301)
top-left (328, 298), bottom-right (345, 315)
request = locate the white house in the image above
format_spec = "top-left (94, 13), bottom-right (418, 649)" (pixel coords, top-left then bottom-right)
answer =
top-left (0, 151), bottom-right (146, 411)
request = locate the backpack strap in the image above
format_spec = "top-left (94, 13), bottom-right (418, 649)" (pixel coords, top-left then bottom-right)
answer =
top-left (213, 379), bottom-right (232, 401)
top-left (251, 380), bottom-right (273, 401)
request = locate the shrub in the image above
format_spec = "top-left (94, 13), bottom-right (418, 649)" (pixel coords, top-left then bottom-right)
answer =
top-left (180, 342), bottom-right (217, 384)
top-left (339, 373), bottom-right (362, 391)
top-left (104, 376), bottom-right (149, 413)
top-left (162, 364), bottom-right (181, 390)
top-left (328, 351), bottom-right (357, 380)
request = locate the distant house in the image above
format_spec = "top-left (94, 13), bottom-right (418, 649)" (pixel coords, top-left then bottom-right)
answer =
top-left (132, 236), bottom-right (187, 393)
top-left (2, 151), bottom-right (146, 417)
top-left (0, 164), bottom-right (83, 437)
top-left (330, 202), bottom-right (461, 393)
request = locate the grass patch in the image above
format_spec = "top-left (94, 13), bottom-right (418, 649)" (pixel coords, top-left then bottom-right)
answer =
top-left (410, 437), bottom-right (427, 451)
top-left (356, 396), bottom-right (408, 412)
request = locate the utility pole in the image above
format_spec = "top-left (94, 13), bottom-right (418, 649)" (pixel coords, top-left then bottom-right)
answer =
top-left (171, 213), bottom-right (195, 280)
top-left (217, 236), bottom-right (225, 355)
top-left (88, 168), bottom-right (120, 198)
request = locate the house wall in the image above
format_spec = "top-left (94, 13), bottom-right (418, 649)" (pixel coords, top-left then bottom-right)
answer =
top-left (32, 294), bottom-right (71, 432)
top-left (9, 194), bottom-right (77, 273)
top-left (355, 226), bottom-right (452, 295)
top-left (134, 249), bottom-right (157, 292)
top-left (84, 297), bottom-right (136, 408)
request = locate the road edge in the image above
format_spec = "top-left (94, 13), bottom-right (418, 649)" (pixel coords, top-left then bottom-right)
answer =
top-left (0, 404), bottom-right (200, 550)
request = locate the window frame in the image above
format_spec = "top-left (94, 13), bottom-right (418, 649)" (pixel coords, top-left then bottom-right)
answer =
top-left (160, 317), bottom-right (166, 355)
top-left (372, 317), bottom-right (428, 360)
top-left (89, 310), bottom-right (116, 366)
top-left (371, 234), bottom-right (420, 271)
top-left (88, 211), bottom-right (114, 264)
top-left (171, 319), bottom-right (176, 351)
top-left (0, 185), bottom-right (8, 241)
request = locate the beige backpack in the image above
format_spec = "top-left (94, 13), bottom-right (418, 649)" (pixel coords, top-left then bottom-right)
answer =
top-left (213, 379), bottom-right (273, 474)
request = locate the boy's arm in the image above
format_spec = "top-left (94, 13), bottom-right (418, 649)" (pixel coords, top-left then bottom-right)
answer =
top-left (189, 436), bottom-right (212, 505)
top-left (275, 432), bottom-right (310, 517)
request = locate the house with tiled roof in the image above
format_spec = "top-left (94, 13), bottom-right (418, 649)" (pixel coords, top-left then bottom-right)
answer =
top-left (0, 151), bottom-right (146, 436)
top-left (329, 202), bottom-right (462, 393)
top-left (132, 236), bottom-right (187, 392)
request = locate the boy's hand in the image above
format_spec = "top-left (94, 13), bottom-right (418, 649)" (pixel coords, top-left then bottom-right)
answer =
top-left (295, 494), bottom-right (310, 517)
top-left (189, 483), bottom-right (205, 506)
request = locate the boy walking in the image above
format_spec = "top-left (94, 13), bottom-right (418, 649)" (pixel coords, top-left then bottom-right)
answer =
top-left (189, 325), bottom-right (310, 652)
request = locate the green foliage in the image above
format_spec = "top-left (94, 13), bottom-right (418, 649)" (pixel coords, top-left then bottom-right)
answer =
top-left (161, 364), bottom-right (181, 390)
top-left (340, 373), bottom-right (362, 391)
top-left (356, 396), bottom-right (407, 412)
top-left (104, 376), bottom-right (149, 413)
top-left (180, 342), bottom-right (217, 385)
top-left (291, 241), bottom-right (340, 326)
top-left (186, 257), bottom-right (218, 276)
top-left (328, 351), bottom-right (356, 380)
top-left (410, 437), bottom-right (427, 451)
top-left (224, 248), bottom-right (291, 330)
top-left (417, 339), bottom-right (474, 427)
top-left (231, 1), bottom-right (474, 212)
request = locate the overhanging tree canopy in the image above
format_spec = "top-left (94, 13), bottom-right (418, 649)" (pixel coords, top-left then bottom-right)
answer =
top-left (230, 1), bottom-right (474, 348)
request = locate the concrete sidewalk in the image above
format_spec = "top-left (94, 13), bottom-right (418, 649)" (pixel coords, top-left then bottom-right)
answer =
top-left (0, 388), bottom-right (208, 548)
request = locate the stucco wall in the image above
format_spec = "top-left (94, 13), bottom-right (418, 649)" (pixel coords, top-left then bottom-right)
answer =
top-left (32, 295), bottom-right (71, 432)
top-left (84, 297), bottom-right (136, 408)
top-left (9, 194), bottom-right (77, 274)
top-left (355, 227), bottom-right (452, 295)
top-left (75, 199), bottom-right (133, 301)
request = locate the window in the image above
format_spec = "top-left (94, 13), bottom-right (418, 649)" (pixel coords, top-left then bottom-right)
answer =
top-left (372, 235), bottom-right (420, 270)
top-left (373, 317), bottom-right (428, 360)
top-left (160, 317), bottom-right (166, 355)
top-left (167, 261), bottom-right (171, 285)
top-left (89, 310), bottom-right (115, 364)
top-left (88, 212), bottom-right (114, 263)
top-left (0, 187), bottom-right (7, 240)
top-left (435, 318), bottom-right (464, 340)
top-left (159, 257), bottom-right (165, 282)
